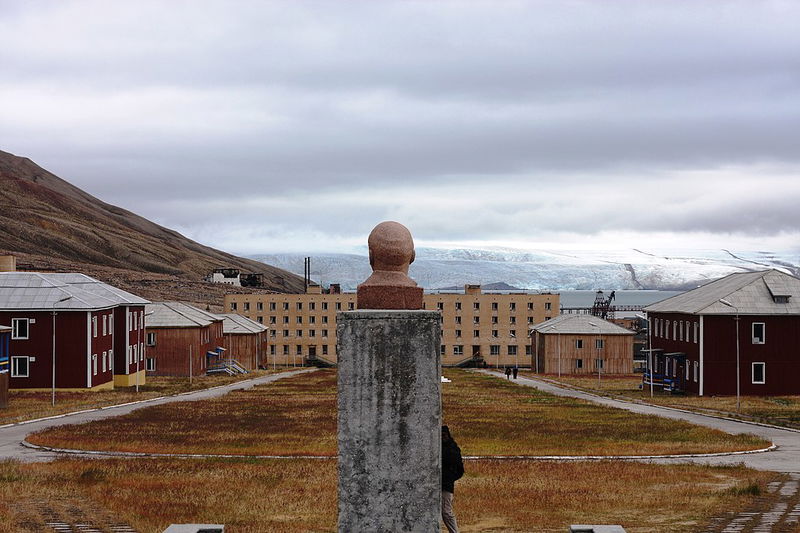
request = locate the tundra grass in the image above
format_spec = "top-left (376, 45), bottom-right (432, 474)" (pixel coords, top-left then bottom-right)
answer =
top-left (0, 369), bottom-right (283, 425)
top-left (0, 458), bottom-right (780, 532)
top-left (28, 369), bottom-right (767, 456)
top-left (527, 372), bottom-right (800, 429)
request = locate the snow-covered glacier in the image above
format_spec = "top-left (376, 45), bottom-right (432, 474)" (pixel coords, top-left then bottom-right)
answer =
top-left (251, 247), bottom-right (800, 291)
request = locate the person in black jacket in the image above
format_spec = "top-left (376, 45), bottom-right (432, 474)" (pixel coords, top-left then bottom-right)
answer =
top-left (442, 425), bottom-right (464, 533)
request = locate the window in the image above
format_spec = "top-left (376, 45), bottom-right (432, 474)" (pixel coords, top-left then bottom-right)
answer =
top-left (283, 330), bottom-right (289, 337)
top-left (309, 302), bottom-right (315, 311)
top-left (102, 315), bottom-right (107, 336)
top-left (243, 302), bottom-right (250, 312)
top-left (473, 302), bottom-right (480, 311)
top-left (270, 345), bottom-right (276, 355)
top-left (673, 321), bottom-right (677, 340)
top-left (146, 358), bottom-right (156, 371)
top-left (102, 351), bottom-right (107, 372)
top-left (257, 302), bottom-right (263, 311)
top-left (437, 302), bottom-right (444, 310)
top-left (92, 316), bottom-right (98, 338)
top-left (678, 321), bottom-right (683, 341)
top-left (694, 322), bottom-right (699, 343)
top-left (473, 317), bottom-right (480, 325)
top-left (230, 302), bottom-right (237, 311)
top-left (269, 302), bottom-right (276, 311)
top-left (322, 329), bottom-right (328, 337)
top-left (455, 302), bottom-right (462, 311)
top-left (92, 354), bottom-right (98, 375)
top-left (595, 339), bottom-right (604, 349)
top-left (296, 302), bottom-right (303, 311)
top-left (296, 345), bottom-right (303, 355)
top-left (527, 317), bottom-right (534, 324)
top-left (545, 303), bottom-right (551, 311)
top-left (322, 302), bottom-right (328, 311)
top-left (527, 302), bottom-right (534, 311)
top-left (257, 316), bottom-right (263, 323)
top-left (336, 302), bottom-right (342, 311)
top-left (491, 330), bottom-right (498, 338)
top-left (490, 345), bottom-right (500, 355)
top-left (322, 345), bottom-right (329, 355)
top-left (454, 345), bottom-right (464, 355)
top-left (145, 332), bottom-right (156, 346)
top-left (509, 302), bottom-right (516, 311)
top-left (281, 316), bottom-right (288, 324)
top-left (575, 339), bottom-right (584, 349)
top-left (297, 316), bottom-right (303, 324)
top-left (270, 330), bottom-right (276, 338)
top-left (283, 345), bottom-right (289, 355)
top-left (752, 323), bottom-right (765, 344)
top-left (508, 345), bottom-right (517, 355)
top-left (510, 330), bottom-right (516, 338)
top-left (296, 330), bottom-right (303, 337)
top-left (575, 359), bottom-right (583, 369)
top-left (455, 316), bottom-right (462, 325)
top-left (269, 316), bottom-right (276, 324)
top-left (491, 302), bottom-right (498, 311)
top-left (510, 316), bottom-right (516, 325)
top-left (283, 302), bottom-right (289, 311)
top-left (322, 316), bottom-right (329, 324)
top-left (441, 345), bottom-right (446, 355)
top-left (11, 318), bottom-right (29, 340)
top-left (694, 361), bottom-right (698, 382)
top-left (11, 356), bottom-right (29, 377)
top-left (491, 316), bottom-right (498, 324)
top-left (752, 362), bottom-right (765, 384)
top-left (309, 316), bottom-right (316, 324)
top-left (348, 302), bottom-right (355, 310)
top-left (525, 345), bottom-right (532, 356)
top-left (455, 330), bottom-right (462, 338)
top-left (595, 358), bottom-right (604, 370)
top-left (473, 330), bottom-right (479, 337)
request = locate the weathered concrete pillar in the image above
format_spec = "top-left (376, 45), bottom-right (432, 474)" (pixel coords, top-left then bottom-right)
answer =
top-left (337, 310), bottom-right (441, 533)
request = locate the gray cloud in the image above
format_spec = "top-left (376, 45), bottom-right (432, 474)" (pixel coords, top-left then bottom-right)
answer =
top-left (1, 1), bottom-right (799, 252)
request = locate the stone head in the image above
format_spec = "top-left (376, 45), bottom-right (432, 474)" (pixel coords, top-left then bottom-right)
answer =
top-left (368, 221), bottom-right (416, 275)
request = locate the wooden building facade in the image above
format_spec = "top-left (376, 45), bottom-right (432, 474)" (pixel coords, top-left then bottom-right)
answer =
top-left (645, 270), bottom-right (800, 396)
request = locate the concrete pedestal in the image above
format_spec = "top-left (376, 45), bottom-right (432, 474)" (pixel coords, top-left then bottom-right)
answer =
top-left (337, 310), bottom-right (441, 533)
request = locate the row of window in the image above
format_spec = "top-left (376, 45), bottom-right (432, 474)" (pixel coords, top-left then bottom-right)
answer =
top-left (452, 329), bottom-right (521, 338)
top-left (432, 301), bottom-right (549, 312)
top-left (653, 318), bottom-right (766, 345)
top-left (10, 349), bottom-right (116, 378)
top-left (573, 339), bottom-right (605, 349)
top-left (232, 301), bottom-right (356, 312)
top-left (273, 329), bottom-right (330, 338)
top-left (269, 344), bottom-right (332, 356)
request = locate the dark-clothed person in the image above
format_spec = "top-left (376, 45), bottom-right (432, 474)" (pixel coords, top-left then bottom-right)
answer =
top-left (442, 425), bottom-right (464, 533)
top-left (512, 366), bottom-right (518, 379)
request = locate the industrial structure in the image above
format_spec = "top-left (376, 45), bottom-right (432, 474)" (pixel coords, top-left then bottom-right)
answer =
top-left (224, 283), bottom-right (558, 367)
top-left (644, 269), bottom-right (800, 396)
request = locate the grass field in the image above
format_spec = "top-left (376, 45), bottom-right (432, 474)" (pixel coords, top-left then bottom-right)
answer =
top-left (27, 369), bottom-right (768, 456)
top-left (0, 457), bottom-right (780, 533)
top-left (525, 372), bottom-right (800, 428)
top-left (0, 370), bottom-right (288, 426)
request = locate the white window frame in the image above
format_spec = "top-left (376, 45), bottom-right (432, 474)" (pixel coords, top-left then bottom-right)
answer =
top-left (694, 361), bottom-right (698, 382)
top-left (752, 322), bottom-right (766, 345)
top-left (575, 358), bottom-right (583, 369)
top-left (575, 339), bottom-right (583, 349)
top-left (454, 345), bottom-right (464, 356)
top-left (102, 350), bottom-right (107, 372)
top-left (595, 358), bottom-right (604, 370)
top-left (102, 315), bottom-right (107, 336)
top-left (92, 316), bottom-right (98, 338)
top-left (595, 339), bottom-right (604, 349)
top-left (146, 357), bottom-right (156, 372)
top-left (752, 362), bottom-right (766, 384)
top-left (146, 332), bottom-right (156, 346)
top-left (11, 318), bottom-right (29, 340)
top-left (11, 356), bottom-right (29, 377)
top-left (92, 353), bottom-right (98, 375)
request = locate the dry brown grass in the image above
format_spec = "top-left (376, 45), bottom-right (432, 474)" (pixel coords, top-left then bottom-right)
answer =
top-left (528, 372), bottom-right (800, 428)
top-left (0, 458), bottom-right (780, 532)
top-left (29, 369), bottom-right (767, 456)
top-left (0, 370), bottom-right (286, 426)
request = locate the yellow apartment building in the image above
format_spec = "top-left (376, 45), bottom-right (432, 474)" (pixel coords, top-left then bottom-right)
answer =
top-left (224, 284), bottom-right (559, 367)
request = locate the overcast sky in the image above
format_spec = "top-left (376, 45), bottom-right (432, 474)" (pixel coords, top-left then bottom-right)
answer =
top-left (2, 1), bottom-right (799, 255)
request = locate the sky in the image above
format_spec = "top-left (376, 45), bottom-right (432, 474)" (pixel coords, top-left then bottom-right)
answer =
top-left (1, 1), bottom-right (799, 256)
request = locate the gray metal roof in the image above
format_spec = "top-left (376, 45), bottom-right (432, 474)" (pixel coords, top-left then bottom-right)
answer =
top-left (644, 269), bottom-right (800, 315)
top-left (145, 302), bottom-right (223, 328)
top-left (219, 313), bottom-right (267, 335)
top-left (0, 272), bottom-right (150, 311)
top-left (530, 314), bottom-right (634, 335)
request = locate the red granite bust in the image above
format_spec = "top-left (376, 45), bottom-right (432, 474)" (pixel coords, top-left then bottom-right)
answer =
top-left (356, 221), bottom-right (424, 310)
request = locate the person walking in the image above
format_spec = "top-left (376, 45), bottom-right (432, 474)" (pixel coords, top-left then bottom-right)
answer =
top-left (442, 425), bottom-right (464, 533)
top-left (512, 366), bottom-right (518, 379)
top-left (505, 367), bottom-right (511, 379)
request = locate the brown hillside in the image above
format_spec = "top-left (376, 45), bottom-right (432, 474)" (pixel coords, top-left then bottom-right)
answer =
top-left (0, 149), bottom-right (304, 307)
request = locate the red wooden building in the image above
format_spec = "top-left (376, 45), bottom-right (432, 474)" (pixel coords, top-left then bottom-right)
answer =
top-left (644, 269), bottom-right (800, 396)
top-left (218, 313), bottom-right (268, 370)
top-left (144, 302), bottom-right (225, 377)
top-left (0, 272), bottom-right (149, 390)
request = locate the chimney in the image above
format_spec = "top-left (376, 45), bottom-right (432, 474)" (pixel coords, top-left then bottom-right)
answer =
top-left (0, 255), bottom-right (16, 272)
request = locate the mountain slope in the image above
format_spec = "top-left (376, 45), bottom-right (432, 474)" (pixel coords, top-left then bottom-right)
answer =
top-left (0, 149), bottom-right (304, 300)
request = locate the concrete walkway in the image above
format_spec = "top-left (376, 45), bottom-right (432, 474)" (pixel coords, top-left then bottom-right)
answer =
top-left (0, 368), bottom-right (317, 462)
top-left (478, 370), bottom-right (800, 474)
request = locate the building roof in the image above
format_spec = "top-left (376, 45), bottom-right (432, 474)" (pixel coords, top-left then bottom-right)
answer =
top-left (530, 314), bottom-right (634, 335)
top-left (145, 302), bottom-right (223, 328)
top-left (644, 269), bottom-right (800, 315)
top-left (218, 313), bottom-right (267, 335)
top-left (0, 272), bottom-right (149, 311)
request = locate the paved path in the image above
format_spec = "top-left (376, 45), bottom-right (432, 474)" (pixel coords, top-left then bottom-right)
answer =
top-left (0, 368), bottom-right (317, 462)
top-left (479, 370), bottom-right (800, 474)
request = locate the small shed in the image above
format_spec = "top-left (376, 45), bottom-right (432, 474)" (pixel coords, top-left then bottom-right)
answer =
top-left (218, 313), bottom-right (268, 370)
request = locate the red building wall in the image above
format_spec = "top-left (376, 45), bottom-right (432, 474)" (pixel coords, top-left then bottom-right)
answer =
top-left (113, 305), bottom-right (146, 376)
top-left (649, 312), bottom-right (701, 394)
top-left (145, 321), bottom-right (223, 377)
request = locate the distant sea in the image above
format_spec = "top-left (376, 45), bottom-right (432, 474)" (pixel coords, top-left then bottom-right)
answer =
top-left (557, 289), bottom-right (683, 308)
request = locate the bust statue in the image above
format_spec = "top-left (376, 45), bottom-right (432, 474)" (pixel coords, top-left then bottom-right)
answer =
top-left (356, 221), bottom-right (424, 309)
